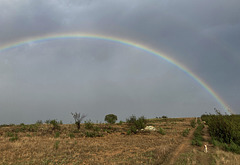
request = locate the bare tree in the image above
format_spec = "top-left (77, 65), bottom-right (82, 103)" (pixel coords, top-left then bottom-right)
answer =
top-left (71, 112), bottom-right (87, 130)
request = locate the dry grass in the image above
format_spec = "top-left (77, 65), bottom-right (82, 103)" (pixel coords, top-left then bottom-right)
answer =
top-left (2, 117), bottom-right (235, 164)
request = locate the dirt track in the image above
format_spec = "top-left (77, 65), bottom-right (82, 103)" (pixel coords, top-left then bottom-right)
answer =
top-left (165, 120), bottom-right (197, 164)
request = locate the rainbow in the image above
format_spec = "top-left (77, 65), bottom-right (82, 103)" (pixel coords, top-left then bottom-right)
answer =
top-left (0, 33), bottom-right (233, 114)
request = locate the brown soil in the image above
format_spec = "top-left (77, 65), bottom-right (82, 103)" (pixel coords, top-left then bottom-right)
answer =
top-left (166, 121), bottom-right (196, 164)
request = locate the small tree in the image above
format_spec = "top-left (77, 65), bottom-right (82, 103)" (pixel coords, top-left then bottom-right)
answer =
top-left (71, 112), bottom-right (87, 130)
top-left (105, 114), bottom-right (118, 124)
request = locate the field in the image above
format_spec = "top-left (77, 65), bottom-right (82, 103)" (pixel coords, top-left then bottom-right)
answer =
top-left (0, 117), bottom-right (240, 164)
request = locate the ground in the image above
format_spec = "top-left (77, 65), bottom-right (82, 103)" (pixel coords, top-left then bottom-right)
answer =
top-left (0, 118), bottom-right (239, 164)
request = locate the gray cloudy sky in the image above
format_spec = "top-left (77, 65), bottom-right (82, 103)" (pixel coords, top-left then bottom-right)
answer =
top-left (0, 0), bottom-right (239, 124)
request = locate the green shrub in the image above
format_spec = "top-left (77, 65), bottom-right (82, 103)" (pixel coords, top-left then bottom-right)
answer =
top-left (201, 110), bottom-right (240, 147)
top-left (192, 139), bottom-right (202, 146)
top-left (126, 115), bottom-right (137, 124)
top-left (85, 131), bottom-right (103, 137)
top-left (55, 131), bottom-right (60, 138)
top-left (190, 119), bottom-right (196, 128)
top-left (118, 121), bottom-right (123, 125)
top-left (36, 120), bottom-right (43, 124)
top-left (93, 126), bottom-right (100, 132)
top-left (130, 126), bottom-right (137, 134)
top-left (197, 118), bottom-right (201, 124)
top-left (50, 120), bottom-right (60, 130)
top-left (45, 119), bottom-right (51, 124)
top-left (104, 114), bottom-right (118, 124)
top-left (9, 133), bottom-right (18, 142)
top-left (158, 127), bottom-right (166, 135)
top-left (126, 115), bottom-right (147, 130)
top-left (84, 120), bottom-right (94, 129)
top-left (5, 132), bottom-right (14, 137)
top-left (182, 128), bottom-right (190, 137)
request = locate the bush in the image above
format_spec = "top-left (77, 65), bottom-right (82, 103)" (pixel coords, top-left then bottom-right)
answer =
top-left (55, 132), bottom-right (60, 138)
top-left (162, 116), bottom-right (168, 119)
top-left (201, 110), bottom-right (240, 147)
top-left (182, 128), bottom-right (190, 137)
top-left (5, 132), bottom-right (14, 137)
top-left (126, 115), bottom-right (147, 130)
top-left (126, 115), bottom-right (137, 124)
top-left (197, 118), bottom-right (201, 124)
top-left (85, 131), bottom-right (103, 137)
top-left (84, 120), bottom-right (94, 129)
top-left (190, 119), bottom-right (196, 128)
top-left (105, 114), bottom-right (118, 124)
top-left (118, 121), bottom-right (123, 125)
top-left (8, 133), bottom-right (18, 142)
top-left (158, 127), bottom-right (166, 135)
top-left (36, 120), bottom-right (43, 124)
top-left (50, 120), bottom-right (60, 130)
top-left (45, 119), bottom-right (51, 124)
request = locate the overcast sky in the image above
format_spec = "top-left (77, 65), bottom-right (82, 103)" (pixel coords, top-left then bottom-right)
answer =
top-left (0, 0), bottom-right (239, 124)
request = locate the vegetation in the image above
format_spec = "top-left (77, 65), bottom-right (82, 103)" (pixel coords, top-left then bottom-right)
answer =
top-left (54, 140), bottom-right (60, 150)
top-left (104, 114), bottom-right (118, 124)
top-left (2, 117), bottom-right (238, 164)
top-left (126, 115), bottom-right (147, 130)
top-left (71, 112), bottom-right (87, 130)
top-left (157, 127), bottom-right (166, 135)
top-left (201, 109), bottom-right (240, 153)
top-left (190, 119), bottom-right (196, 128)
top-left (84, 120), bottom-right (94, 129)
top-left (192, 124), bottom-right (204, 146)
top-left (182, 128), bottom-right (190, 137)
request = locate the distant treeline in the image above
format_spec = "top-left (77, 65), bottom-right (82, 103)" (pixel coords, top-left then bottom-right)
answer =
top-left (201, 110), bottom-right (240, 153)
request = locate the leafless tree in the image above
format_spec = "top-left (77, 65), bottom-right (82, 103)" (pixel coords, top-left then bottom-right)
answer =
top-left (71, 112), bottom-right (87, 130)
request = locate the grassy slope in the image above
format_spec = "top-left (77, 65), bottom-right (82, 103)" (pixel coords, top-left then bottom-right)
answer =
top-left (0, 118), bottom-right (239, 164)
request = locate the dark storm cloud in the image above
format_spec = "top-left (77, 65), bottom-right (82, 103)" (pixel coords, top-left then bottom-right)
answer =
top-left (0, 0), bottom-right (239, 123)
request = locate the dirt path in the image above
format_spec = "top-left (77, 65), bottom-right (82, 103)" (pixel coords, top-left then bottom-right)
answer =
top-left (166, 120), bottom-right (197, 164)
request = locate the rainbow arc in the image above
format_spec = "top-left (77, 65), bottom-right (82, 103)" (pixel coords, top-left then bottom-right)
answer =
top-left (0, 33), bottom-right (233, 114)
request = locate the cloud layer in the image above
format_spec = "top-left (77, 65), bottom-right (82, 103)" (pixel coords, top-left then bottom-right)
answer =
top-left (0, 0), bottom-right (239, 123)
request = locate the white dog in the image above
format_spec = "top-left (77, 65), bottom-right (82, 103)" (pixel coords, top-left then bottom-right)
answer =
top-left (204, 144), bottom-right (208, 153)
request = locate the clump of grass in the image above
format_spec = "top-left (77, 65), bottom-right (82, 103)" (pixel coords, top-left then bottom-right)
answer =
top-left (192, 124), bottom-right (204, 146)
top-left (54, 140), bottom-right (60, 150)
top-left (182, 128), bottom-right (190, 137)
top-left (69, 133), bottom-right (75, 139)
top-left (158, 127), bottom-right (166, 135)
top-left (85, 131), bottom-right (103, 137)
top-left (118, 121), bottom-right (123, 125)
top-left (197, 118), bottom-right (201, 124)
top-left (54, 131), bottom-right (60, 138)
top-left (50, 120), bottom-right (60, 130)
top-left (190, 119), bottom-right (196, 128)
top-left (211, 138), bottom-right (240, 154)
top-left (5, 131), bottom-right (14, 137)
top-left (84, 120), bottom-right (94, 129)
top-left (9, 133), bottom-right (19, 142)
